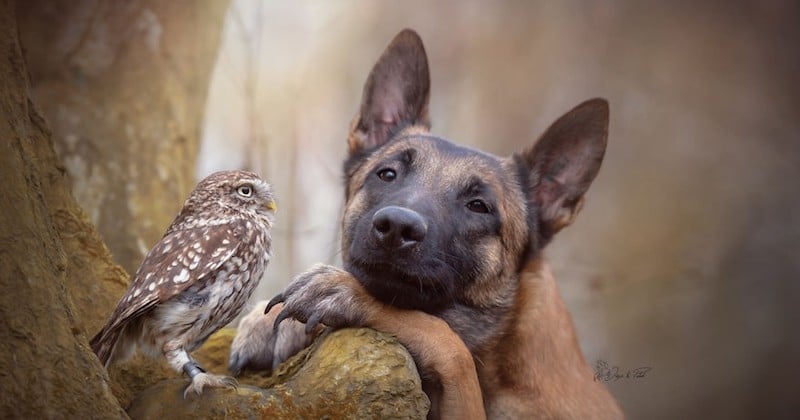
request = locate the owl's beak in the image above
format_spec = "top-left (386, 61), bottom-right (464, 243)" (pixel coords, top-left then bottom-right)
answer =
top-left (265, 200), bottom-right (277, 213)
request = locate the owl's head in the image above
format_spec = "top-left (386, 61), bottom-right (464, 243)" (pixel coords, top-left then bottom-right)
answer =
top-left (187, 170), bottom-right (277, 222)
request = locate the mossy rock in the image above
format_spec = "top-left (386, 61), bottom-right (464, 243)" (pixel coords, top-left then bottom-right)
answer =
top-left (125, 328), bottom-right (430, 419)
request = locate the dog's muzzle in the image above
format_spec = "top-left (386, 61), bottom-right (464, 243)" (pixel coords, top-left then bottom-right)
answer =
top-left (371, 206), bottom-right (427, 251)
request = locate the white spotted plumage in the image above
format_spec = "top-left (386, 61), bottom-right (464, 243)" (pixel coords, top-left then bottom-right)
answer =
top-left (90, 170), bottom-right (276, 396)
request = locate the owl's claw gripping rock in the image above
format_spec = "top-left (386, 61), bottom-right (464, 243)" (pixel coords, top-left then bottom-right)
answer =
top-left (183, 372), bottom-right (238, 398)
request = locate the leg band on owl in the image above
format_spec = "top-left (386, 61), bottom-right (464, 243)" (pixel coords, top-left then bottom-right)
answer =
top-left (183, 361), bottom-right (206, 378)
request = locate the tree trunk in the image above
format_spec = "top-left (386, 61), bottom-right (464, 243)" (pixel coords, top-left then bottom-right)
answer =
top-left (16, 0), bottom-right (230, 274)
top-left (0, 1), bottom-right (127, 416)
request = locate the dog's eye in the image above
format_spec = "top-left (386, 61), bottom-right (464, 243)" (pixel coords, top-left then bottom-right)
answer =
top-left (236, 184), bottom-right (254, 197)
top-left (466, 199), bottom-right (490, 214)
top-left (377, 168), bottom-right (397, 182)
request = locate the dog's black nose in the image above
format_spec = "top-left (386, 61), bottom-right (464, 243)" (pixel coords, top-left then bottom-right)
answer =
top-left (372, 206), bottom-right (427, 250)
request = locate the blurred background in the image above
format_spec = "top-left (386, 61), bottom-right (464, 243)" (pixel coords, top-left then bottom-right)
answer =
top-left (21, 0), bottom-right (800, 418)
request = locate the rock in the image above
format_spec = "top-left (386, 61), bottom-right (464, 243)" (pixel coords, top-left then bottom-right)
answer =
top-left (127, 328), bottom-right (430, 419)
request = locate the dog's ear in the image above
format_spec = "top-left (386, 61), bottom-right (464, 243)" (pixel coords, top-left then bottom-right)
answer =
top-left (349, 29), bottom-right (431, 155)
top-left (518, 98), bottom-right (609, 242)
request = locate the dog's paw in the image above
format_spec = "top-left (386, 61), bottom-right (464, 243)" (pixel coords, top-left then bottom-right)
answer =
top-left (229, 300), bottom-right (314, 375)
top-left (267, 264), bottom-right (373, 333)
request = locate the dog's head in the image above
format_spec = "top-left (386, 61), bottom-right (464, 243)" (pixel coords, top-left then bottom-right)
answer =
top-left (341, 29), bottom-right (608, 312)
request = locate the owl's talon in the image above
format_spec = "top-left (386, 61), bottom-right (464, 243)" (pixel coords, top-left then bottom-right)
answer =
top-left (182, 372), bottom-right (238, 398)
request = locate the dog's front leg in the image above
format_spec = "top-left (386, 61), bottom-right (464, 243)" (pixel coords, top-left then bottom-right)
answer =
top-left (229, 300), bottom-right (316, 375)
top-left (269, 263), bottom-right (485, 420)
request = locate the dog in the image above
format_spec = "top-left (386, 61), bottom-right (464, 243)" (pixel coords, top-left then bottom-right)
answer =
top-left (230, 29), bottom-right (623, 419)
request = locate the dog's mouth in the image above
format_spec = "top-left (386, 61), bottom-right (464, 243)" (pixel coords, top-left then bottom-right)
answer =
top-left (345, 257), bottom-right (455, 312)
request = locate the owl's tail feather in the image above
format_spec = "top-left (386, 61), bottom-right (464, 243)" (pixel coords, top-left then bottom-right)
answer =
top-left (90, 325), bottom-right (124, 369)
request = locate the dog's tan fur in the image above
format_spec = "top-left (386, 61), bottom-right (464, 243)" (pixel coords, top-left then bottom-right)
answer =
top-left (231, 29), bottom-right (622, 419)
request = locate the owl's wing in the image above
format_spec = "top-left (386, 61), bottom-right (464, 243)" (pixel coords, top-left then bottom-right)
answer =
top-left (91, 223), bottom-right (245, 356)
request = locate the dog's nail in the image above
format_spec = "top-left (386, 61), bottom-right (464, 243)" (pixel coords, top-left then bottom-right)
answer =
top-left (265, 294), bottom-right (284, 314)
top-left (305, 312), bottom-right (322, 334)
top-left (228, 354), bottom-right (241, 376)
top-left (273, 309), bottom-right (291, 332)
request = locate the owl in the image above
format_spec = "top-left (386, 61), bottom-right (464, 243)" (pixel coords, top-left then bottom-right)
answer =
top-left (90, 170), bottom-right (276, 397)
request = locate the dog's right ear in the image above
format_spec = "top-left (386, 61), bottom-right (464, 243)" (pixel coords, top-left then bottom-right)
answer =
top-left (349, 29), bottom-right (431, 155)
top-left (518, 98), bottom-right (609, 244)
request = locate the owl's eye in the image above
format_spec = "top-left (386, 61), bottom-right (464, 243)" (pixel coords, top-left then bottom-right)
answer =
top-left (236, 184), bottom-right (254, 197)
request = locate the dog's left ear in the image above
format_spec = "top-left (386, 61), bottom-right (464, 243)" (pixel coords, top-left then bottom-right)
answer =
top-left (518, 98), bottom-right (609, 241)
top-left (349, 29), bottom-right (431, 155)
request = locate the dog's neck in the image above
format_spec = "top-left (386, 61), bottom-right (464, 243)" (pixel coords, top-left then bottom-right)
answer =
top-left (474, 257), bottom-right (623, 417)
top-left (504, 258), bottom-right (592, 381)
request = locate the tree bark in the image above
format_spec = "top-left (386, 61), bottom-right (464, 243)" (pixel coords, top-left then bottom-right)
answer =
top-left (0, 1), bottom-right (127, 416)
top-left (16, 0), bottom-right (230, 274)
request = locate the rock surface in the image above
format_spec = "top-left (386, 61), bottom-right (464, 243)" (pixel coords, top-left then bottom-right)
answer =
top-left (127, 328), bottom-right (430, 419)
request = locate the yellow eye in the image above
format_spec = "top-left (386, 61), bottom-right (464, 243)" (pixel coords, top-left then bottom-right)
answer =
top-left (237, 184), bottom-right (253, 197)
